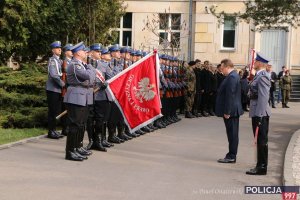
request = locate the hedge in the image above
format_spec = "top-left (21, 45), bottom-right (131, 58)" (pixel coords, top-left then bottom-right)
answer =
top-left (0, 64), bottom-right (49, 128)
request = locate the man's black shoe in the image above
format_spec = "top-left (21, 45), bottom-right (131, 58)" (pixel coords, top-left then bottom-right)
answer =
top-left (47, 131), bottom-right (60, 139)
top-left (217, 158), bottom-right (236, 163)
top-left (108, 136), bottom-right (122, 144)
top-left (77, 147), bottom-right (93, 155)
top-left (185, 111), bottom-right (195, 118)
top-left (246, 167), bottom-right (267, 175)
top-left (74, 150), bottom-right (88, 160)
top-left (54, 131), bottom-right (64, 138)
top-left (91, 142), bottom-right (107, 152)
top-left (65, 151), bottom-right (84, 161)
top-left (202, 111), bottom-right (210, 117)
top-left (102, 140), bottom-right (114, 147)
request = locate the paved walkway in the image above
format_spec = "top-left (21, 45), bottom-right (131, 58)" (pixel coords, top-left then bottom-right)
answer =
top-left (0, 102), bottom-right (300, 200)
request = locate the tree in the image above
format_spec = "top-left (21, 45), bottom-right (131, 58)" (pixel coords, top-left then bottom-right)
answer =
top-left (0, 0), bottom-right (125, 64)
top-left (210, 0), bottom-right (300, 31)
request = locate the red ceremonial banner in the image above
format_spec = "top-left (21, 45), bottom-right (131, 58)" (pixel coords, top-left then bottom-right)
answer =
top-left (106, 52), bottom-right (162, 132)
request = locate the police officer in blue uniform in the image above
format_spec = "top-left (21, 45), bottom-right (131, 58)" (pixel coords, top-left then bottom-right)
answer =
top-left (107, 44), bottom-right (127, 143)
top-left (64, 42), bottom-right (95, 161)
top-left (85, 43), bottom-right (108, 152)
top-left (61, 43), bottom-right (73, 136)
top-left (246, 53), bottom-right (271, 175)
top-left (46, 41), bottom-right (65, 139)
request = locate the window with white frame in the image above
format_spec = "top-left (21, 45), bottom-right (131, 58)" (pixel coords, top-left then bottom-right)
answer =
top-left (158, 13), bottom-right (181, 48)
top-left (113, 13), bottom-right (132, 46)
top-left (221, 16), bottom-right (237, 50)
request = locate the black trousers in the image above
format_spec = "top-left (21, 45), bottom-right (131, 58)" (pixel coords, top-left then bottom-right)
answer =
top-left (47, 91), bottom-right (62, 131)
top-left (223, 116), bottom-right (240, 159)
top-left (193, 92), bottom-right (201, 112)
top-left (65, 103), bottom-right (89, 150)
top-left (108, 102), bottom-right (123, 127)
top-left (94, 100), bottom-right (111, 123)
top-left (252, 116), bottom-right (269, 145)
top-left (208, 92), bottom-right (216, 112)
top-left (200, 92), bottom-right (209, 112)
top-left (269, 89), bottom-right (275, 106)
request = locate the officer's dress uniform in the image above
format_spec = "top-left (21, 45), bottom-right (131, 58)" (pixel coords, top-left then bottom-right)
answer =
top-left (154, 64), bottom-right (168, 129)
top-left (92, 58), bottom-right (114, 150)
top-left (247, 57), bottom-right (271, 175)
top-left (171, 63), bottom-right (181, 122)
top-left (61, 44), bottom-right (73, 136)
top-left (106, 48), bottom-right (126, 143)
top-left (46, 42), bottom-right (65, 139)
top-left (64, 45), bottom-right (95, 161)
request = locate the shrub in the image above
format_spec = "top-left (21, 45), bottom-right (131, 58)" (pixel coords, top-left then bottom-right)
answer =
top-left (0, 63), bottom-right (48, 128)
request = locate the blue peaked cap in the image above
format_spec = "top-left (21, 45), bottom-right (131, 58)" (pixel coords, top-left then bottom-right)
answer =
top-left (63, 43), bottom-right (73, 51)
top-left (101, 48), bottom-right (110, 55)
top-left (90, 43), bottom-right (102, 51)
top-left (109, 44), bottom-right (121, 52)
top-left (255, 52), bottom-right (269, 64)
top-left (71, 41), bottom-right (86, 53)
top-left (120, 46), bottom-right (131, 53)
top-left (135, 50), bottom-right (143, 56)
top-left (84, 47), bottom-right (90, 52)
top-left (50, 41), bottom-right (61, 49)
top-left (130, 50), bottom-right (136, 56)
top-left (142, 51), bottom-right (148, 57)
top-left (160, 54), bottom-right (167, 60)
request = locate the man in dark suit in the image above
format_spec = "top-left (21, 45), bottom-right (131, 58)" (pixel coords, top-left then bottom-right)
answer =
top-left (215, 59), bottom-right (244, 163)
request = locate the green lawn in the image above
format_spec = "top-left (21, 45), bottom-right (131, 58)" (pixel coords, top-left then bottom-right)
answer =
top-left (0, 128), bottom-right (47, 145)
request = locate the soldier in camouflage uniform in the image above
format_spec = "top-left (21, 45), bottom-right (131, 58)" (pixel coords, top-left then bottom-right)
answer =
top-left (185, 61), bottom-right (196, 118)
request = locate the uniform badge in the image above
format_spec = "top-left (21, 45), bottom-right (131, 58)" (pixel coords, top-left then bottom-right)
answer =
top-left (76, 65), bottom-right (82, 70)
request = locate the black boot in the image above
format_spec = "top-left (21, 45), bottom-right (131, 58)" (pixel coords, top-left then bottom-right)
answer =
top-left (101, 123), bottom-right (114, 147)
top-left (141, 126), bottom-right (151, 133)
top-left (125, 126), bottom-right (138, 138)
top-left (135, 129), bottom-right (145, 136)
top-left (65, 127), bottom-right (84, 161)
top-left (154, 119), bottom-right (166, 129)
top-left (117, 123), bottom-right (132, 141)
top-left (75, 126), bottom-right (89, 159)
top-left (107, 125), bottom-right (122, 144)
top-left (246, 144), bottom-right (268, 175)
top-left (90, 122), bottom-right (106, 152)
top-left (148, 123), bottom-right (158, 131)
top-left (85, 120), bottom-right (94, 150)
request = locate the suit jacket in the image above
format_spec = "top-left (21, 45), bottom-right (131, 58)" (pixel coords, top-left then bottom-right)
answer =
top-left (46, 55), bottom-right (65, 93)
top-left (249, 70), bottom-right (271, 117)
top-left (215, 70), bottom-right (244, 117)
